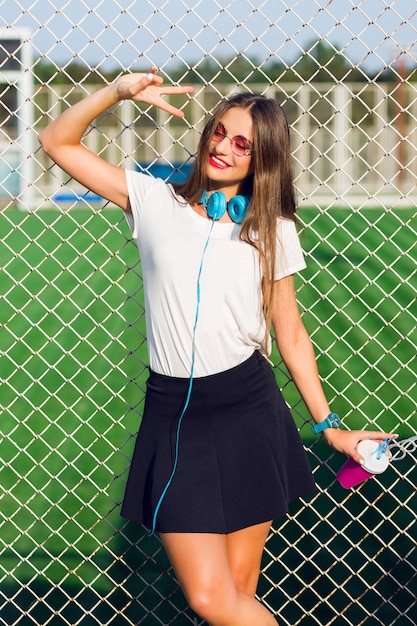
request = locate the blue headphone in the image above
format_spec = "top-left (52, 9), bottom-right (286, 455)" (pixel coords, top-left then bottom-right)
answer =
top-left (200, 191), bottom-right (250, 224)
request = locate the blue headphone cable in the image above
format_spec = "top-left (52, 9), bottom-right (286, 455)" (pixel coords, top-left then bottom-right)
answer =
top-left (149, 218), bottom-right (216, 535)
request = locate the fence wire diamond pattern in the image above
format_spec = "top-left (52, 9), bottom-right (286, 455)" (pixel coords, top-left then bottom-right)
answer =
top-left (1, 2), bottom-right (416, 625)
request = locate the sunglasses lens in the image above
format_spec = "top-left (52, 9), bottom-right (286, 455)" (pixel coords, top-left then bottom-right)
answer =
top-left (231, 138), bottom-right (249, 157)
top-left (212, 124), bottom-right (252, 156)
top-left (212, 125), bottom-right (225, 141)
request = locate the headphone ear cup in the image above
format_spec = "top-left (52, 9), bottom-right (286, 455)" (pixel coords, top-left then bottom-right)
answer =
top-left (206, 191), bottom-right (227, 221)
top-left (227, 195), bottom-right (250, 224)
top-left (200, 191), bottom-right (250, 223)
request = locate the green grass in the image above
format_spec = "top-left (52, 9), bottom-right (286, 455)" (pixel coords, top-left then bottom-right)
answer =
top-left (1, 206), bottom-right (416, 624)
top-left (294, 206), bottom-right (416, 434)
top-left (1, 209), bottom-right (149, 588)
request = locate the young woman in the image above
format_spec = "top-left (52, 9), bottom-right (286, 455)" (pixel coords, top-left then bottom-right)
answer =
top-left (39, 69), bottom-right (395, 626)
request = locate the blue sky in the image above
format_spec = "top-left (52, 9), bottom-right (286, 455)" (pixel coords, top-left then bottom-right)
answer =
top-left (1, 0), bottom-right (416, 73)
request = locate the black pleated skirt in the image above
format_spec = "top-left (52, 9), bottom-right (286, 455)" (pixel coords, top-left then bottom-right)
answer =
top-left (121, 350), bottom-right (316, 533)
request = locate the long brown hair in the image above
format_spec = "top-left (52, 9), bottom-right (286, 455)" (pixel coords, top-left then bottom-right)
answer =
top-left (173, 93), bottom-right (297, 333)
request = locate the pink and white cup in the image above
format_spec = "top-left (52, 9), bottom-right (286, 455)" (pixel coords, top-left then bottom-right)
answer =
top-left (337, 439), bottom-right (391, 489)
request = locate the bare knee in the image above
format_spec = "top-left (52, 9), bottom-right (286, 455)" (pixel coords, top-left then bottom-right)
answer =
top-left (186, 581), bottom-right (236, 624)
top-left (231, 565), bottom-right (259, 596)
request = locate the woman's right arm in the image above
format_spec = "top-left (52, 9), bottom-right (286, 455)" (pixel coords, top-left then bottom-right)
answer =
top-left (38, 71), bottom-right (193, 211)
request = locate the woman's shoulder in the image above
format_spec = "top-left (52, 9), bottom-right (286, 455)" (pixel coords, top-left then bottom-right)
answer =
top-left (275, 215), bottom-right (299, 238)
top-left (126, 169), bottom-right (170, 192)
top-left (125, 169), bottom-right (178, 209)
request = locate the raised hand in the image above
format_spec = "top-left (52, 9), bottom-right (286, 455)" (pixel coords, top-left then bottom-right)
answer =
top-left (38, 67), bottom-right (194, 209)
top-left (114, 68), bottom-right (194, 117)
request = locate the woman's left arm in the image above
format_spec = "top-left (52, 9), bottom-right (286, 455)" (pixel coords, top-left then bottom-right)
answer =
top-left (271, 275), bottom-right (396, 463)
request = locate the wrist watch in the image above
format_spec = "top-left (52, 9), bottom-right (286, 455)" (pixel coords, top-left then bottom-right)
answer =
top-left (312, 412), bottom-right (341, 435)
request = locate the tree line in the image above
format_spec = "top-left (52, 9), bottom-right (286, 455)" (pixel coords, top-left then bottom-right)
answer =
top-left (33, 40), bottom-right (415, 86)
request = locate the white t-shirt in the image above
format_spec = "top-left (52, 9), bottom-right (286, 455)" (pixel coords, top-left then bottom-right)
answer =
top-left (125, 170), bottom-right (306, 378)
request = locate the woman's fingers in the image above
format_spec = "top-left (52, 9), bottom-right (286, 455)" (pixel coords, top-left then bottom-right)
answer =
top-left (325, 429), bottom-right (398, 463)
top-left (116, 73), bottom-right (193, 117)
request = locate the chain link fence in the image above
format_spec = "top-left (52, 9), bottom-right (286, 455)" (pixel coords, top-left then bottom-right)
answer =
top-left (1, 2), bottom-right (416, 625)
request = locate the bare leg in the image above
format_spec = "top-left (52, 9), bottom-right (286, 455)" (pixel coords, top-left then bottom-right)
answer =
top-left (160, 521), bottom-right (278, 626)
top-left (225, 521), bottom-right (271, 596)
